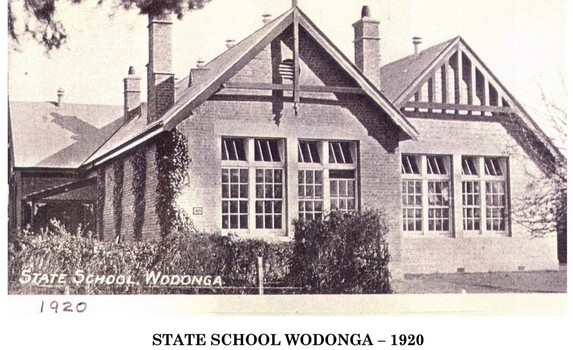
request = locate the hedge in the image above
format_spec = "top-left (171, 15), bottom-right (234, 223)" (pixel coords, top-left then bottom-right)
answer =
top-left (8, 231), bottom-right (293, 295)
top-left (8, 210), bottom-right (392, 295)
top-left (288, 210), bottom-right (392, 294)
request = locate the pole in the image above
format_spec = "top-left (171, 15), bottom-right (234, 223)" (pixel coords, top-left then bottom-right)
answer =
top-left (257, 256), bottom-right (264, 295)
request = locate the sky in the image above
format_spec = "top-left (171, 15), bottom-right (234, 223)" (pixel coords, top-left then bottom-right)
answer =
top-left (7, 0), bottom-right (568, 148)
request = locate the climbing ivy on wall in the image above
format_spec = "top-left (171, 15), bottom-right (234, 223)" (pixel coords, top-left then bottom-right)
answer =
top-left (155, 129), bottom-right (191, 237)
top-left (112, 161), bottom-right (124, 241)
top-left (131, 148), bottom-right (147, 240)
top-left (96, 167), bottom-right (106, 240)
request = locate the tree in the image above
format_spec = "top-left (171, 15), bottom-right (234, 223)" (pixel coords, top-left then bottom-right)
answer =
top-left (8, 0), bottom-right (211, 51)
top-left (507, 82), bottom-right (567, 262)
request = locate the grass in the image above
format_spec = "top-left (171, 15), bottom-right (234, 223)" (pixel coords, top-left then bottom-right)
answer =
top-left (393, 264), bottom-right (567, 294)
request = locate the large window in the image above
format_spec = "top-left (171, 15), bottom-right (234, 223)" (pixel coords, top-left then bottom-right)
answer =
top-left (297, 140), bottom-right (357, 220)
top-left (328, 142), bottom-right (357, 212)
top-left (221, 137), bottom-right (358, 233)
top-left (402, 154), bottom-right (508, 236)
top-left (401, 154), bottom-right (451, 235)
top-left (221, 168), bottom-right (248, 229)
top-left (461, 156), bottom-right (508, 234)
top-left (298, 169), bottom-right (323, 220)
top-left (221, 137), bottom-right (284, 233)
top-left (484, 157), bottom-right (507, 232)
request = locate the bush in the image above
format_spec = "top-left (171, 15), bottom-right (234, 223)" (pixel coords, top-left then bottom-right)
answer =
top-left (8, 210), bottom-right (392, 295)
top-left (8, 229), bottom-right (293, 295)
top-left (288, 210), bottom-right (391, 294)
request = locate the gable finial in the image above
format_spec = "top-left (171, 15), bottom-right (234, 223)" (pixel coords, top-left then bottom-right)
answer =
top-left (292, 0), bottom-right (298, 8)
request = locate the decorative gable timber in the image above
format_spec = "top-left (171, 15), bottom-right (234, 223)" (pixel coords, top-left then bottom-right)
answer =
top-left (396, 37), bottom-right (513, 116)
top-left (387, 37), bottom-right (563, 163)
top-left (161, 7), bottom-right (417, 138)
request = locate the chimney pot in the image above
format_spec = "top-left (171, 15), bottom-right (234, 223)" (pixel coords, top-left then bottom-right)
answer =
top-left (412, 36), bottom-right (422, 55)
top-left (361, 5), bottom-right (371, 18)
top-left (196, 59), bottom-right (205, 68)
top-left (225, 39), bottom-right (235, 49)
top-left (57, 88), bottom-right (64, 107)
top-left (262, 13), bottom-right (272, 24)
top-left (128, 66), bottom-right (136, 75)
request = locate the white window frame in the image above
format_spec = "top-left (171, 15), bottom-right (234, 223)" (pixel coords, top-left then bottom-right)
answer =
top-left (297, 140), bottom-right (358, 219)
top-left (461, 156), bottom-right (508, 235)
top-left (221, 137), bottom-right (286, 235)
top-left (401, 154), bottom-right (453, 236)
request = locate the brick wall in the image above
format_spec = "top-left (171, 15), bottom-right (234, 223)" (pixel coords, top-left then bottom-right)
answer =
top-left (98, 144), bottom-right (161, 242)
top-left (175, 32), bottom-right (404, 271)
top-left (141, 144), bottom-right (160, 240)
top-left (402, 235), bottom-right (557, 274)
top-left (102, 164), bottom-right (115, 241)
top-left (399, 115), bottom-right (559, 273)
top-left (121, 155), bottom-right (135, 241)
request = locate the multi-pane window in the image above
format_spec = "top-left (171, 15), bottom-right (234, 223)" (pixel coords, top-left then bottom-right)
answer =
top-left (462, 181), bottom-right (480, 231)
top-left (402, 179), bottom-right (422, 231)
top-left (484, 158), bottom-right (506, 232)
top-left (255, 169), bottom-right (283, 229)
top-left (330, 170), bottom-right (356, 212)
top-left (486, 181), bottom-right (505, 231)
top-left (297, 140), bottom-right (358, 219)
top-left (328, 142), bottom-right (357, 213)
top-left (401, 154), bottom-right (509, 236)
top-left (401, 155), bottom-right (422, 232)
top-left (426, 156), bottom-right (450, 233)
top-left (221, 137), bottom-right (361, 232)
top-left (461, 156), bottom-right (507, 234)
top-left (221, 168), bottom-right (248, 229)
top-left (427, 180), bottom-right (450, 231)
top-left (221, 137), bottom-right (284, 233)
top-left (401, 154), bottom-right (451, 235)
top-left (461, 157), bottom-right (480, 231)
top-left (298, 170), bottom-right (323, 220)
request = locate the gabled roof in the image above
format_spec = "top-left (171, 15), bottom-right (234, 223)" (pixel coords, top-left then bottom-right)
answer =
top-left (380, 37), bottom-right (457, 103)
top-left (380, 36), bottom-right (563, 161)
top-left (8, 101), bottom-right (124, 168)
top-left (84, 5), bottom-right (418, 167)
top-left (158, 6), bottom-right (416, 134)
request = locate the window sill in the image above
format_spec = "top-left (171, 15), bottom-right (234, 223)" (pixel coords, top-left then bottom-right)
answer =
top-left (402, 232), bottom-right (454, 238)
top-left (461, 231), bottom-right (510, 237)
top-left (223, 230), bottom-right (290, 242)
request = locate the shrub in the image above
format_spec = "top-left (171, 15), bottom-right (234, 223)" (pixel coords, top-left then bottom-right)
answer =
top-left (288, 210), bottom-right (391, 294)
top-left (8, 210), bottom-right (392, 295)
top-left (8, 228), bottom-right (293, 295)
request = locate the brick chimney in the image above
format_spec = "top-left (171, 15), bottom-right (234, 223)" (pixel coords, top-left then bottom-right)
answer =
top-left (352, 5), bottom-right (381, 87)
top-left (147, 12), bottom-right (174, 124)
top-left (123, 66), bottom-right (141, 118)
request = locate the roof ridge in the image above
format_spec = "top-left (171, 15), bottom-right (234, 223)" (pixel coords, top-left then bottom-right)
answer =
top-left (379, 36), bottom-right (459, 102)
top-left (9, 100), bottom-right (123, 108)
top-left (380, 36), bottom-right (459, 70)
top-left (174, 7), bottom-right (295, 99)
